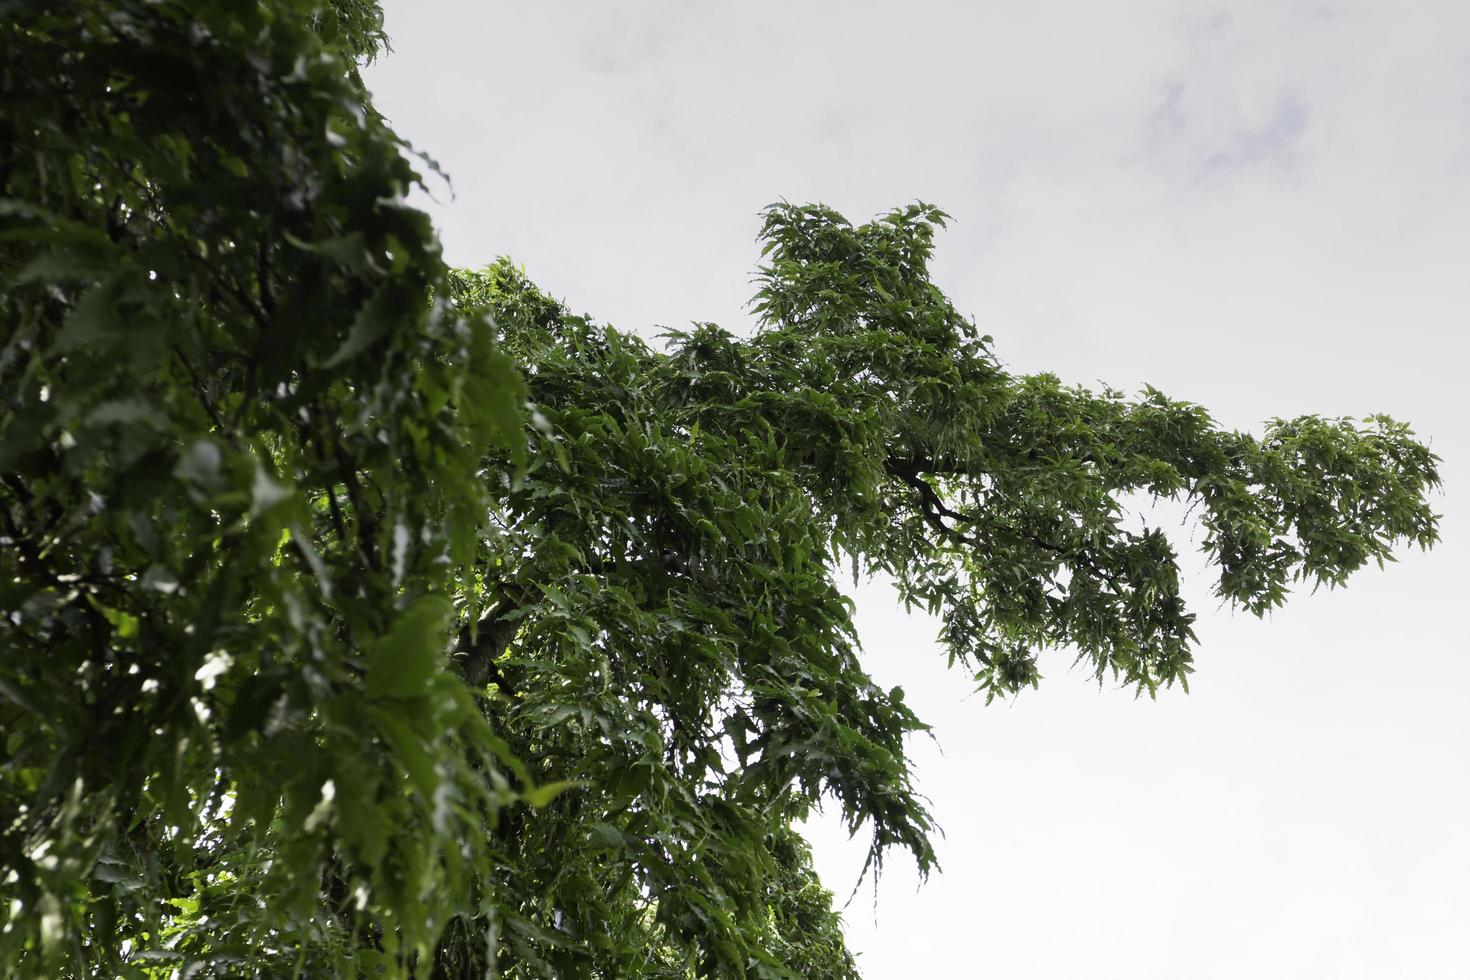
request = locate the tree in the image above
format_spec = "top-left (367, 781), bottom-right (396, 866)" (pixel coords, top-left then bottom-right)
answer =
top-left (0, 1), bottom-right (1441, 977)
top-left (1, 1), bottom-right (524, 974)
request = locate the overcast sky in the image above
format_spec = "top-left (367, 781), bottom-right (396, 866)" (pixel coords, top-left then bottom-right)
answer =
top-left (366, 3), bottom-right (1469, 975)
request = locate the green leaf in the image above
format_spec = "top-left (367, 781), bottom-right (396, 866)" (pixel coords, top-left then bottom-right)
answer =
top-left (365, 595), bottom-right (455, 700)
top-left (522, 780), bottom-right (583, 809)
top-left (324, 284), bottom-right (402, 369)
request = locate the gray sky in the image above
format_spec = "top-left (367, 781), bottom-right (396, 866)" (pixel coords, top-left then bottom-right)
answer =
top-left (366, 2), bottom-right (1469, 975)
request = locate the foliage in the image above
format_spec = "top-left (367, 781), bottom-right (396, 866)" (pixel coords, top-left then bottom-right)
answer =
top-left (444, 214), bottom-right (1438, 971)
top-left (0, 0), bottom-right (1442, 977)
top-left (0, 0), bottom-right (523, 974)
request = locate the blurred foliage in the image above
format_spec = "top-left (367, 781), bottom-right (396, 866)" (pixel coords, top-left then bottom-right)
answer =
top-left (0, 1), bottom-right (1441, 977)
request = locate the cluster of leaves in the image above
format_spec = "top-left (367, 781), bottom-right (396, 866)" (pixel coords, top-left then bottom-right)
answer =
top-left (442, 264), bottom-right (928, 976)
top-left (0, 0), bottom-right (1441, 977)
top-left (747, 203), bottom-right (1440, 701)
top-left (0, 0), bottom-right (525, 974)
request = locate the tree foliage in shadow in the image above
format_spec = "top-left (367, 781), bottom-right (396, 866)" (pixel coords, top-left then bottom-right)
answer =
top-left (1, 1), bottom-right (523, 974)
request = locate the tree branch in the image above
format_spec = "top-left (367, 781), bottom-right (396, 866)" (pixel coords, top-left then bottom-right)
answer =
top-left (455, 584), bottom-right (529, 692)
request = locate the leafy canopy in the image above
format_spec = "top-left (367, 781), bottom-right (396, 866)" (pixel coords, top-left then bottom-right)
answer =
top-left (0, 1), bottom-right (1441, 977)
top-left (1, 0), bottom-right (523, 974)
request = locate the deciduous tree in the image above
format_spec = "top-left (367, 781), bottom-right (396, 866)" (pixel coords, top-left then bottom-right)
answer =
top-left (0, 2), bottom-right (1440, 976)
